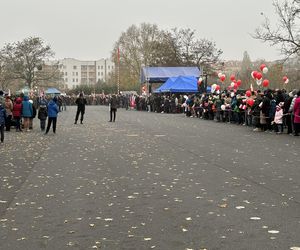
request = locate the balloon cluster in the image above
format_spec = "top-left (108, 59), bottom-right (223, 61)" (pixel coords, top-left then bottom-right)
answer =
top-left (251, 64), bottom-right (269, 87)
top-left (211, 83), bottom-right (221, 93)
top-left (227, 74), bottom-right (242, 91)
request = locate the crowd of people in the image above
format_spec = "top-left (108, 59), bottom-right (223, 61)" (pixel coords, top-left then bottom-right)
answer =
top-left (123, 88), bottom-right (300, 137)
top-left (0, 87), bottom-right (299, 144)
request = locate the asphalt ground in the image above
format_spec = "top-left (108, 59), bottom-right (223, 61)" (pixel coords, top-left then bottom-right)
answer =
top-left (0, 106), bottom-right (299, 250)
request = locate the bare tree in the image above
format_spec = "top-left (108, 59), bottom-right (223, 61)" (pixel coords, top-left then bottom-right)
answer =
top-left (0, 37), bottom-right (59, 89)
top-left (253, 0), bottom-right (300, 58)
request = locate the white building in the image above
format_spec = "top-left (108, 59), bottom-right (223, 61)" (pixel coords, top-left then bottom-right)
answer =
top-left (52, 58), bottom-right (115, 89)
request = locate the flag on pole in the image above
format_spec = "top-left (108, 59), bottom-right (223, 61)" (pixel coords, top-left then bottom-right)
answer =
top-left (117, 47), bottom-right (120, 63)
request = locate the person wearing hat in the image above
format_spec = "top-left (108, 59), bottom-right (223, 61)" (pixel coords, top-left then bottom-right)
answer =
top-left (45, 96), bottom-right (59, 134)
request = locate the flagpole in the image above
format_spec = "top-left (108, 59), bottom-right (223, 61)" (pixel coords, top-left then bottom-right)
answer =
top-left (117, 47), bottom-right (120, 95)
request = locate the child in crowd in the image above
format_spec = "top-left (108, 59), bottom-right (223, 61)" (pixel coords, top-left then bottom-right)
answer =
top-left (273, 102), bottom-right (284, 134)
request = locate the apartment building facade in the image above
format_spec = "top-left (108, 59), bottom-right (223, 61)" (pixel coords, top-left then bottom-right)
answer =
top-left (55, 58), bottom-right (115, 89)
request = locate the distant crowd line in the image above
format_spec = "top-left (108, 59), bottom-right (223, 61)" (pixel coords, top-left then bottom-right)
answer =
top-left (0, 88), bottom-right (299, 144)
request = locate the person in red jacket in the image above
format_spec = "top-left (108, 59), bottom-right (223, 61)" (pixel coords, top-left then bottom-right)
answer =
top-left (12, 97), bottom-right (23, 132)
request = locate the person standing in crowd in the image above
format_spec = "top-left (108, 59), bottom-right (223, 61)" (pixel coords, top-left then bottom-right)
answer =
top-left (74, 93), bottom-right (87, 124)
top-left (45, 96), bottom-right (59, 134)
top-left (38, 96), bottom-right (48, 131)
top-left (38, 103), bottom-right (48, 132)
top-left (273, 102), bottom-right (284, 134)
top-left (12, 97), bottom-right (22, 132)
top-left (283, 90), bottom-right (294, 135)
top-left (21, 96), bottom-right (33, 132)
top-left (0, 90), bottom-right (4, 106)
top-left (293, 90), bottom-right (300, 136)
top-left (109, 94), bottom-right (118, 122)
top-left (4, 96), bottom-right (13, 131)
top-left (0, 102), bottom-right (6, 143)
top-left (29, 99), bottom-right (36, 130)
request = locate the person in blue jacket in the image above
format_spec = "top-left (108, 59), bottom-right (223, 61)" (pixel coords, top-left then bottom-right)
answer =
top-left (0, 103), bottom-right (7, 143)
top-left (21, 96), bottom-right (33, 131)
top-left (45, 96), bottom-right (59, 134)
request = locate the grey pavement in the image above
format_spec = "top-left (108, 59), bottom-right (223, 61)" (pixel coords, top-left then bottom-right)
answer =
top-left (0, 106), bottom-right (300, 250)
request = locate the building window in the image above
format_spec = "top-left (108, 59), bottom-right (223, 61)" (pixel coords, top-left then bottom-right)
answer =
top-left (73, 66), bottom-right (77, 70)
top-left (108, 66), bottom-right (110, 70)
top-left (101, 66), bottom-right (103, 69)
top-left (111, 66), bottom-right (114, 70)
top-left (76, 78), bottom-right (78, 82)
top-left (98, 72), bottom-right (100, 76)
top-left (65, 78), bottom-right (68, 82)
top-left (81, 65), bottom-right (87, 70)
top-left (73, 78), bottom-right (75, 82)
top-left (101, 72), bottom-right (104, 76)
top-left (76, 72), bottom-right (78, 76)
top-left (65, 72), bottom-right (67, 76)
top-left (98, 66), bottom-right (100, 69)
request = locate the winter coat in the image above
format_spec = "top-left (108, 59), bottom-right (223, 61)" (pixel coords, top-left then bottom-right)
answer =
top-left (293, 97), bottom-right (300, 124)
top-left (47, 100), bottom-right (59, 118)
top-left (110, 96), bottom-right (118, 110)
top-left (274, 107), bottom-right (283, 124)
top-left (21, 96), bottom-right (33, 118)
top-left (38, 106), bottom-right (48, 120)
top-left (75, 97), bottom-right (87, 111)
top-left (0, 105), bottom-right (6, 125)
top-left (13, 98), bottom-right (22, 118)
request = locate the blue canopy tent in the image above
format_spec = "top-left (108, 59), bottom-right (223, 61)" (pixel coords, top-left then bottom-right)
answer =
top-left (157, 76), bottom-right (198, 93)
top-left (153, 77), bottom-right (177, 93)
top-left (45, 88), bottom-right (61, 95)
top-left (141, 67), bottom-right (201, 83)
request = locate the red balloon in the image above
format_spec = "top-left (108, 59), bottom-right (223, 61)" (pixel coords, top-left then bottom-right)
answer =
top-left (260, 64), bottom-right (266, 71)
top-left (256, 72), bottom-right (262, 80)
top-left (234, 82), bottom-right (238, 89)
top-left (247, 99), bottom-right (254, 107)
top-left (220, 75), bottom-right (226, 82)
top-left (246, 90), bottom-right (251, 97)
top-left (252, 71), bottom-right (258, 79)
top-left (282, 76), bottom-right (288, 82)
top-left (237, 80), bottom-right (242, 87)
top-left (215, 85), bottom-right (221, 91)
top-left (262, 79), bottom-right (269, 87)
top-left (230, 75), bottom-right (235, 81)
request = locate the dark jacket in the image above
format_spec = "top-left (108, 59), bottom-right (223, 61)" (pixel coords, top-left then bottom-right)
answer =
top-left (110, 96), bottom-right (118, 109)
top-left (75, 97), bottom-right (87, 111)
top-left (0, 105), bottom-right (6, 125)
top-left (38, 106), bottom-right (48, 120)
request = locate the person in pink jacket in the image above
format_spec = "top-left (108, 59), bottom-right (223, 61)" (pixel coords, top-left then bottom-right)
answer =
top-left (273, 102), bottom-right (284, 133)
top-left (293, 90), bottom-right (300, 136)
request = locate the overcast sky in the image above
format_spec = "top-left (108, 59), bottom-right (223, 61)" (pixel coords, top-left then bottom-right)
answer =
top-left (0, 0), bottom-right (282, 61)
